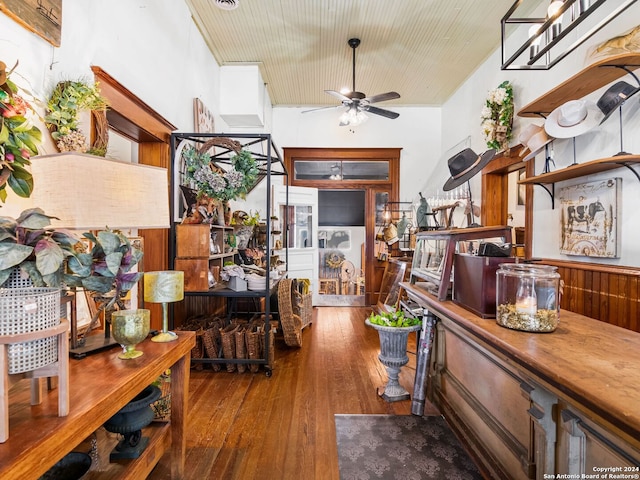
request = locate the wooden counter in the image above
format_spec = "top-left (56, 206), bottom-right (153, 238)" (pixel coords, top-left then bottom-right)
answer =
top-left (0, 331), bottom-right (195, 480)
top-left (402, 282), bottom-right (640, 479)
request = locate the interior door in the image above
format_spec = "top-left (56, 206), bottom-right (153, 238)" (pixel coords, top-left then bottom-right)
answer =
top-left (272, 185), bottom-right (319, 304)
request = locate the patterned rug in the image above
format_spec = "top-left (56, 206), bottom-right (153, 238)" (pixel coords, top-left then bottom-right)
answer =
top-left (335, 414), bottom-right (482, 480)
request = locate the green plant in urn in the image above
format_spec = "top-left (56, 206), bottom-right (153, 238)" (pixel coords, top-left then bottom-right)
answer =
top-left (366, 309), bottom-right (422, 402)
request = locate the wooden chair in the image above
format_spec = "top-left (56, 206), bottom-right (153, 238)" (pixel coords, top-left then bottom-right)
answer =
top-left (0, 318), bottom-right (69, 443)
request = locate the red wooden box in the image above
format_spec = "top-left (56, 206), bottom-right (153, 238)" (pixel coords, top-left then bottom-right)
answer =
top-left (453, 253), bottom-right (516, 318)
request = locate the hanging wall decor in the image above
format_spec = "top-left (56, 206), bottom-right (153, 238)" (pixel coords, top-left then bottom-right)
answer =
top-left (481, 81), bottom-right (514, 153)
top-left (194, 98), bottom-right (215, 134)
top-left (0, 0), bottom-right (62, 47)
top-left (559, 178), bottom-right (621, 258)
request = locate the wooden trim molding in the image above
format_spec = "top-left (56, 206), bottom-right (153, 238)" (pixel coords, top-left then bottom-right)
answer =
top-left (91, 66), bottom-right (177, 144)
top-left (90, 66), bottom-right (175, 330)
top-left (283, 147), bottom-right (401, 305)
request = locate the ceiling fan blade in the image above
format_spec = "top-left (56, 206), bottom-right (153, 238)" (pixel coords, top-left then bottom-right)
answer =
top-left (302, 105), bottom-right (340, 114)
top-left (364, 91), bottom-right (401, 104)
top-left (325, 90), bottom-right (351, 103)
top-left (365, 105), bottom-right (400, 119)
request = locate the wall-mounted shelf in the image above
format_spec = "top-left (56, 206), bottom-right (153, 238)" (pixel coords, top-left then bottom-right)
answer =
top-left (519, 155), bottom-right (640, 185)
top-left (517, 53), bottom-right (640, 118)
top-left (519, 156), bottom-right (640, 208)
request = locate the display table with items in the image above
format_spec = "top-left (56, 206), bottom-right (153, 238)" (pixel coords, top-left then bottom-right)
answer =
top-left (0, 331), bottom-right (195, 479)
top-left (401, 282), bottom-right (640, 480)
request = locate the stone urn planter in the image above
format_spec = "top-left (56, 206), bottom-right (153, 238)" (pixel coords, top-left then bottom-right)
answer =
top-left (365, 311), bottom-right (421, 402)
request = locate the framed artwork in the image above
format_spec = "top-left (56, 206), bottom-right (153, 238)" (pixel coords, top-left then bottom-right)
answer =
top-left (559, 178), bottom-right (621, 258)
top-left (321, 229), bottom-right (351, 249)
top-left (0, 0), bottom-right (62, 46)
top-left (194, 98), bottom-right (215, 134)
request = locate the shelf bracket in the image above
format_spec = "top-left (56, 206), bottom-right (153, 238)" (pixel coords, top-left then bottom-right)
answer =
top-left (601, 64), bottom-right (640, 87)
top-left (534, 182), bottom-right (555, 209)
top-left (617, 161), bottom-right (640, 182)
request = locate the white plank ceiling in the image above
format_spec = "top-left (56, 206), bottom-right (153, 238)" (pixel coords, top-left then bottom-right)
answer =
top-left (185, 0), bottom-right (523, 107)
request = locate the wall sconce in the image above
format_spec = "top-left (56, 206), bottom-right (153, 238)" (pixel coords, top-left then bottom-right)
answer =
top-left (501, 0), bottom-right (637, 70)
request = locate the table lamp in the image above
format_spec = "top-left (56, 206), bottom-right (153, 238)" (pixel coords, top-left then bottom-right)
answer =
top-left (144, 271), bottom-right (184, 342)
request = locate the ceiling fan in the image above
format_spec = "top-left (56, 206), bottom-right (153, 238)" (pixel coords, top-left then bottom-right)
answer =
top-left (304, 38), bottom-right (400, 126)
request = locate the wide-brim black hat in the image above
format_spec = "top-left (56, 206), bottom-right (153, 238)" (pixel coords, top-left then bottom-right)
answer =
top-left (597, 80), bottom-right (640, 125)
top-left (443, 148), bottom-right (496, 191)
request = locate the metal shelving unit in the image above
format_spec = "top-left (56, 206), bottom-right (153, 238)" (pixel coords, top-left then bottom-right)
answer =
top-left (168, 132), bottom-right (288, 376)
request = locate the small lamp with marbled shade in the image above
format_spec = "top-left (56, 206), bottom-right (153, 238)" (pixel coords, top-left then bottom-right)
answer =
top-left (144, 271), bottom-right (184, 343)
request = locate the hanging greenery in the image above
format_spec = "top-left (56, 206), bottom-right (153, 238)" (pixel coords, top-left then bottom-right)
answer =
top-left (45, 80), bottom-right (109, 156)
top-left (182, 145), bottom-right (258, 202)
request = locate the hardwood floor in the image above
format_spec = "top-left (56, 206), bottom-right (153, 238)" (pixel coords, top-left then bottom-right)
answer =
top-left (148, 306), bottom-right (433, 480)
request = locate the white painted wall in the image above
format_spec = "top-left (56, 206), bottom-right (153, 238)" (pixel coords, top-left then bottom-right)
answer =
top-left (272, 106), bottom-right (442, 205)
top-left (440, 3), bottom-right (640, 267)
top-left (3, 0), bottom-right (639, 269)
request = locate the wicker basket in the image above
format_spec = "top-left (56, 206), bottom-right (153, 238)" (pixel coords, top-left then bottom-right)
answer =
top-left (151, 372), bottom-right (172, 421)
top-left (295, 291), bottom-right (313, 330)
top-left (278, 279), bottom-right (302, 347)
top-left (0, 287), bottom-right (61, 375)
top-left (245, 325), bottom-right (261, 373)
top-left (220, 324), bottom-right (239, 372)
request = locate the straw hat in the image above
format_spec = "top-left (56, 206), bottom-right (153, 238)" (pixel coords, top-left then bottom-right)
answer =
top-left (442, 148), bottom-right (496, 191)
top-left (544, 99), bottom-right (603, 138)
top-left (597, 81), bottom-right (640, 125)
top-left (518, 124), bottom-right (554, 161)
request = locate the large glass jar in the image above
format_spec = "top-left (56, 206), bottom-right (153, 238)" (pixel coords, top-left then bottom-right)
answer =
top-left (496, 264), bottom-right (561, 332)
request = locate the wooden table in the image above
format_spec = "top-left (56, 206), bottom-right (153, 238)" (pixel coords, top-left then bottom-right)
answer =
top-left (0, 331), bottom-right (195, 480)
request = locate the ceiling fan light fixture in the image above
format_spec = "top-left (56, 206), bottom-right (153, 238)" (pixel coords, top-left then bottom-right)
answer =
top-left (214, 0), bottom-right (239, 11)
top-left (339, 108), bottom-right (368, 127)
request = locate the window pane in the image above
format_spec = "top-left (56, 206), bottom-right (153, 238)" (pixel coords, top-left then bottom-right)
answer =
top-left (293, 160), bottom-right (389, 181)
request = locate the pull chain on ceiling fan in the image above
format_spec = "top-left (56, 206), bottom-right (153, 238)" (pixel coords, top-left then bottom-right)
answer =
top-left (303, 38), bottom-right (401, 126)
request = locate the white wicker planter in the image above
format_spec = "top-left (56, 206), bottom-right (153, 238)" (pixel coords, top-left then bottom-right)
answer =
top-left (0, 287), bottom-right (61, 374)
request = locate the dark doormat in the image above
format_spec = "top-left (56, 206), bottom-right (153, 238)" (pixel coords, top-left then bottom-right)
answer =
top-left (335, 414), bottom-right (482, 479)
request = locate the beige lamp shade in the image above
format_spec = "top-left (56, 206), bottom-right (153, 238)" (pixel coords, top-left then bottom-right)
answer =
top-left (144, 271), bottom-right (184, 303)
top-left (2, 152), bottom-right (170, 230)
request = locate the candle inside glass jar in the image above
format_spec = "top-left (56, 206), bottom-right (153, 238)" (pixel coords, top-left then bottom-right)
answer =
top-left (515, 277), bottom-right (537, 315)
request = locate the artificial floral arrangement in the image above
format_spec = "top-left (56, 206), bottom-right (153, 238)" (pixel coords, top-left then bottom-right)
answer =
top-left (0, 60), bottom-right (42, 204)
top-left (45, 80), bottom-right (109, 155)
top-left (0, 208), bottom-right (142, 297)
top-left (182, 144), bottom-right (259, 202)
top-left (367, 309), bottom-right (421, 328)
top-left (481, 80), bottom-right (514, 152)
